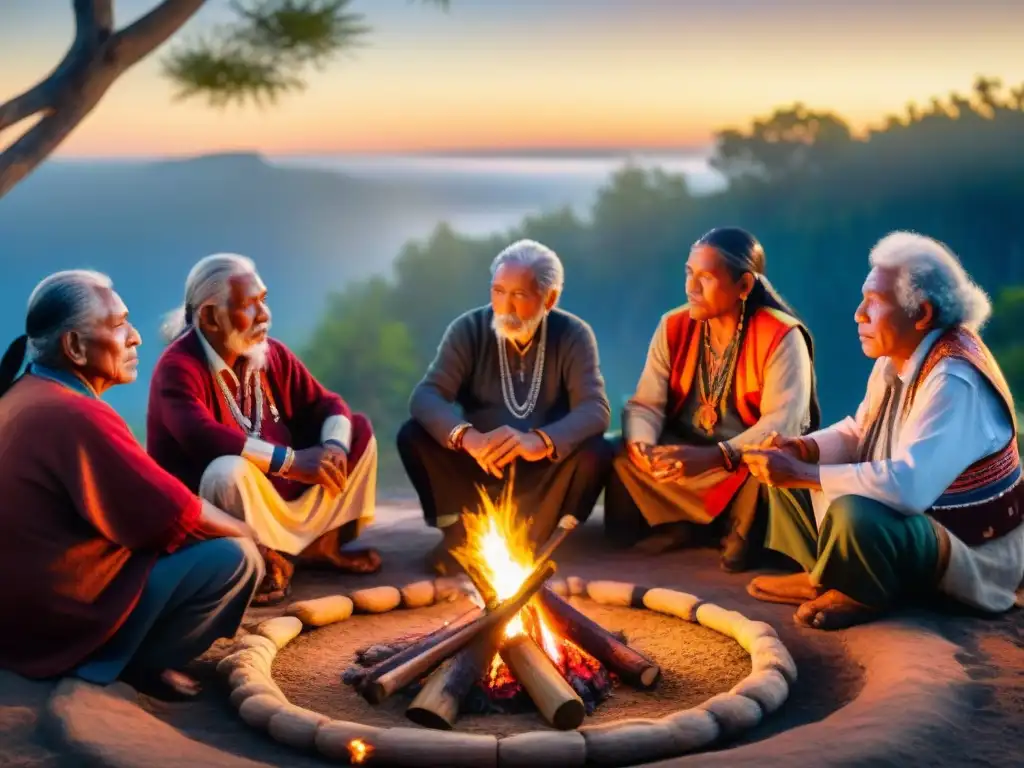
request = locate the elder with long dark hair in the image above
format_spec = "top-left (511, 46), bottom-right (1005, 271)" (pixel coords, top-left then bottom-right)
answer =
top-left (605, 227), bottom-right (821, 572)
top-left (0, 271), bottom-right (262, 699)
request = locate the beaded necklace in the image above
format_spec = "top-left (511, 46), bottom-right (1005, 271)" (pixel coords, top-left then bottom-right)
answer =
top-left (497, 314), bottom-right (547, 419)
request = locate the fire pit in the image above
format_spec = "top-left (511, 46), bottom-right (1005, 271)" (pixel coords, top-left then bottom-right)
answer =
top-left (217, 489), bottom-right (799, 766)
top-left (341, 484), bottom-right (660, 732)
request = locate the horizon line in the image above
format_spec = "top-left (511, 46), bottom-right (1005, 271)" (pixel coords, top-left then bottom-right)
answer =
top-left (52, 143), bottom-right (715, 161)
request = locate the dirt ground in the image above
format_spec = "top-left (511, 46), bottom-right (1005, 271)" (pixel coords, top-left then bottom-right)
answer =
top-left (1, 504), bottom-right (1021, 767)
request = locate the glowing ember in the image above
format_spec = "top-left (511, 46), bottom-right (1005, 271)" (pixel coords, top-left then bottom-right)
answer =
top-left (450, 469), bottom-right (606, 699)
top-left (347, 738), bottom-right (372, 764)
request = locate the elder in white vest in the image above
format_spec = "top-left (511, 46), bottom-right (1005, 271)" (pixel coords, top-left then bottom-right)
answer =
top-left (741, 231), bottom-right (1023, 629)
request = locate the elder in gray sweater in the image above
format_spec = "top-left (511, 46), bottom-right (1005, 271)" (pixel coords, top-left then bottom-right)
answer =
top-left (398, 239), bottom-right (613, 573)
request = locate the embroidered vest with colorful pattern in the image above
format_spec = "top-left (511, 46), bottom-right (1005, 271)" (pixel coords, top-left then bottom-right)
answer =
top-left (662, 305), bottom-right (805, 517)
top-left (903, 327), bottom-right (1023, 546)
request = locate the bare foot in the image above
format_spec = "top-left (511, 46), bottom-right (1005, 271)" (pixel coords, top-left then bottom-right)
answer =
top-left (254, 545), bottom-right (294, 605)
top-left (794, 589), bottom-right (882, 630)
top-left (122, 667), bottom-right (201, 701)
top-left (327, 547), bottom-right (382, 574)
top-left (297, 531), bottom-right (382, 573)
top-left (160, 669), bottom-right (201, 697)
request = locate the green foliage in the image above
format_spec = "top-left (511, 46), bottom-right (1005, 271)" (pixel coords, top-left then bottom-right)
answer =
top-left (304, 74), bottom-right (1024, 489)
top-left (984, 287), bottom-right (1024, 406)
top-left (163, 0), bottom-right (449, 106)
top-left (302, 277), bottom-right (421, 484)
top-left (711, 103), bottom-right (854, 183)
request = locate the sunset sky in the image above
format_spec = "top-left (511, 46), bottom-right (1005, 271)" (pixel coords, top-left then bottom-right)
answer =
top-left (2, 0), bottom-right (1023, 156)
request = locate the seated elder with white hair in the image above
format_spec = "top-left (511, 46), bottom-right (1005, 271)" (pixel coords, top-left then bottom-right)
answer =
top-left (398, 239), bottom-right (614, 574)
top-left (147, 254), bottom-right (381, 606)
top-left (742, 231), bottom-right (1024, 630)
top-left (0, 270), bottom-right (262, 699)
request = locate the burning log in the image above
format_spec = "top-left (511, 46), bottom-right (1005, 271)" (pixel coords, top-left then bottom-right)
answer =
top-left (536, 587), bottom-right (661, 689)
top-left (345, 607), bottom-right (484, 689)
top-left (501, 633), bottom-right (586, 730)
top-left (360, 560), bottom-right (557, 704)
top-left (406, 630), bottom-right (499, 730)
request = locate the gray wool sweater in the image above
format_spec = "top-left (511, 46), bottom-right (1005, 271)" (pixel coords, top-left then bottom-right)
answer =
top-left (409, 306), bottom-right (611, 460)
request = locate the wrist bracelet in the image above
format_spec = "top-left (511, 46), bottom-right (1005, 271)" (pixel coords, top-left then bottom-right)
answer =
top-left (323, 438), bottom-right (348, 455)
top-left (717, 441), bottom-right (736, 471)
top-left (269, 445), bottom-right (288, 474)
top-left (532, 429), bottom-right (555, 458)
top-left (798, 438), bottom-right (819, 464)
top-left (448, 423), bottom-right (472, 450)
top-left (277, 447), bottom-right (295, 475)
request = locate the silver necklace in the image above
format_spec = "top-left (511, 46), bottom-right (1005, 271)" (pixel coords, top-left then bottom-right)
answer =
top-left (216, 367), bottom-right (264, 437)
top-left (497, 314), bottom-right (547, 419)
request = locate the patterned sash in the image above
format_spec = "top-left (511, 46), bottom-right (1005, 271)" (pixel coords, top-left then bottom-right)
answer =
top-left (904, 327), bottom-right (1023, 546)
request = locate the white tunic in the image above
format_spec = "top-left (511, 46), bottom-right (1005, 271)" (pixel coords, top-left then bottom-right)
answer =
top-left (807, 329), bottom-right (1024, 612)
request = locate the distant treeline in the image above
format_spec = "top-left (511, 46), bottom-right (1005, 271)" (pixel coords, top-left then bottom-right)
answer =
top-left (302, 76), bottom-right (1024, 486)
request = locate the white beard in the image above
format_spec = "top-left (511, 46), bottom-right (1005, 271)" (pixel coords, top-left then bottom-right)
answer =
top-left (492, 309), bottom-right (545, 342)
top-left (225, 326), bottom-right (270, 370)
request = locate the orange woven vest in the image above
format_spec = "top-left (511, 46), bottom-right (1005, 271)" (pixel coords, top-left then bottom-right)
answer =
top-left (662, 305), bottom-right (803, 516)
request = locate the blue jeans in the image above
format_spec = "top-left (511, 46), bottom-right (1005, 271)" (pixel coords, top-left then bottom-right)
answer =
top-left (76, 538), bottom-right (264, 683)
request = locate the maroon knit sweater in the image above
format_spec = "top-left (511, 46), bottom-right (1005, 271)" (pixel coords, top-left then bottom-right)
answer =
top-left (147, 329), bottom-right (371, 501)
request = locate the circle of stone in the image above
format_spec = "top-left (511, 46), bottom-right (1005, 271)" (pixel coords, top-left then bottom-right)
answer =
top-left (216, 370), bottom-right (264, 437)
top-left (497, 314), bottom-right (547, 419)
top-left (219, 578), bottom-right (798, 766)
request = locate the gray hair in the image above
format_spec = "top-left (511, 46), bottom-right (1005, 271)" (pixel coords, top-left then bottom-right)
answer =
top-left (26, 270), bottom-right (113, 365)
top-left (490, 239), bottom-right (565, 298)
top-left (869, 231), bottom-right (991, 332)
top-left (161, 253), bottom-right (256, 342)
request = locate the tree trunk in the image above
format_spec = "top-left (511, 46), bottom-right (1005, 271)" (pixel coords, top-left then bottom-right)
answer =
top-left (0, 0), bottom-right (207, 200)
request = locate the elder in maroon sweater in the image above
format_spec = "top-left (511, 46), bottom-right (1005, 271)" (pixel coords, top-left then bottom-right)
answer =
top-left (0, 270), bottom-right (262, 699)
top-left (147, 254), bottom-right (380, 605)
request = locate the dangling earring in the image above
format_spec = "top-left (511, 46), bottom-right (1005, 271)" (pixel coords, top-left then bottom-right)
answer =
top-left (737, 295), bottom-right (747, 335)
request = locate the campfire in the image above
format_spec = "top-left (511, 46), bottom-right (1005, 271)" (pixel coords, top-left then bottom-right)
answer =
top-left (343, 475), bottom-right (661, 731)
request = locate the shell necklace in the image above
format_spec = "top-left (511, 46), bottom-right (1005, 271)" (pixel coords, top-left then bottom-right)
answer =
top-left (497, 314), bottom-right (547, 419)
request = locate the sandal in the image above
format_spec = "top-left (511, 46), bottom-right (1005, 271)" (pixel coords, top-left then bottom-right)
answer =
top-left (746, 572), bottom-right (817, 606)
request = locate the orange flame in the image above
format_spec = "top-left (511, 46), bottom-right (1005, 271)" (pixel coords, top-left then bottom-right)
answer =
top-left (348, 738), bottom-right (372, 764)
top-left (450, 468), bottom-right (563, 677)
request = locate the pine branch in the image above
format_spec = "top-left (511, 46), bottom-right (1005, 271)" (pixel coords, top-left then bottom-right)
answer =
top-left (0, 0), bottom-right (451, 198)
top-left (161, 0), bottom-right (375, 107)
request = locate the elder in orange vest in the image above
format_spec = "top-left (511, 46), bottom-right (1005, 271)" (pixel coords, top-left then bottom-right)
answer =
top-left (605, 227), bottom-right (821, 572)
top-left (744, 232), bottom-right (1023, 630)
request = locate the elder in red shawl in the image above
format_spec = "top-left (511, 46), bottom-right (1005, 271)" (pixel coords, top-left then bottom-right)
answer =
top-left (0, 270), bottom-right (262, 699)
top-left (147, 254), bottom-right (380, 605)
